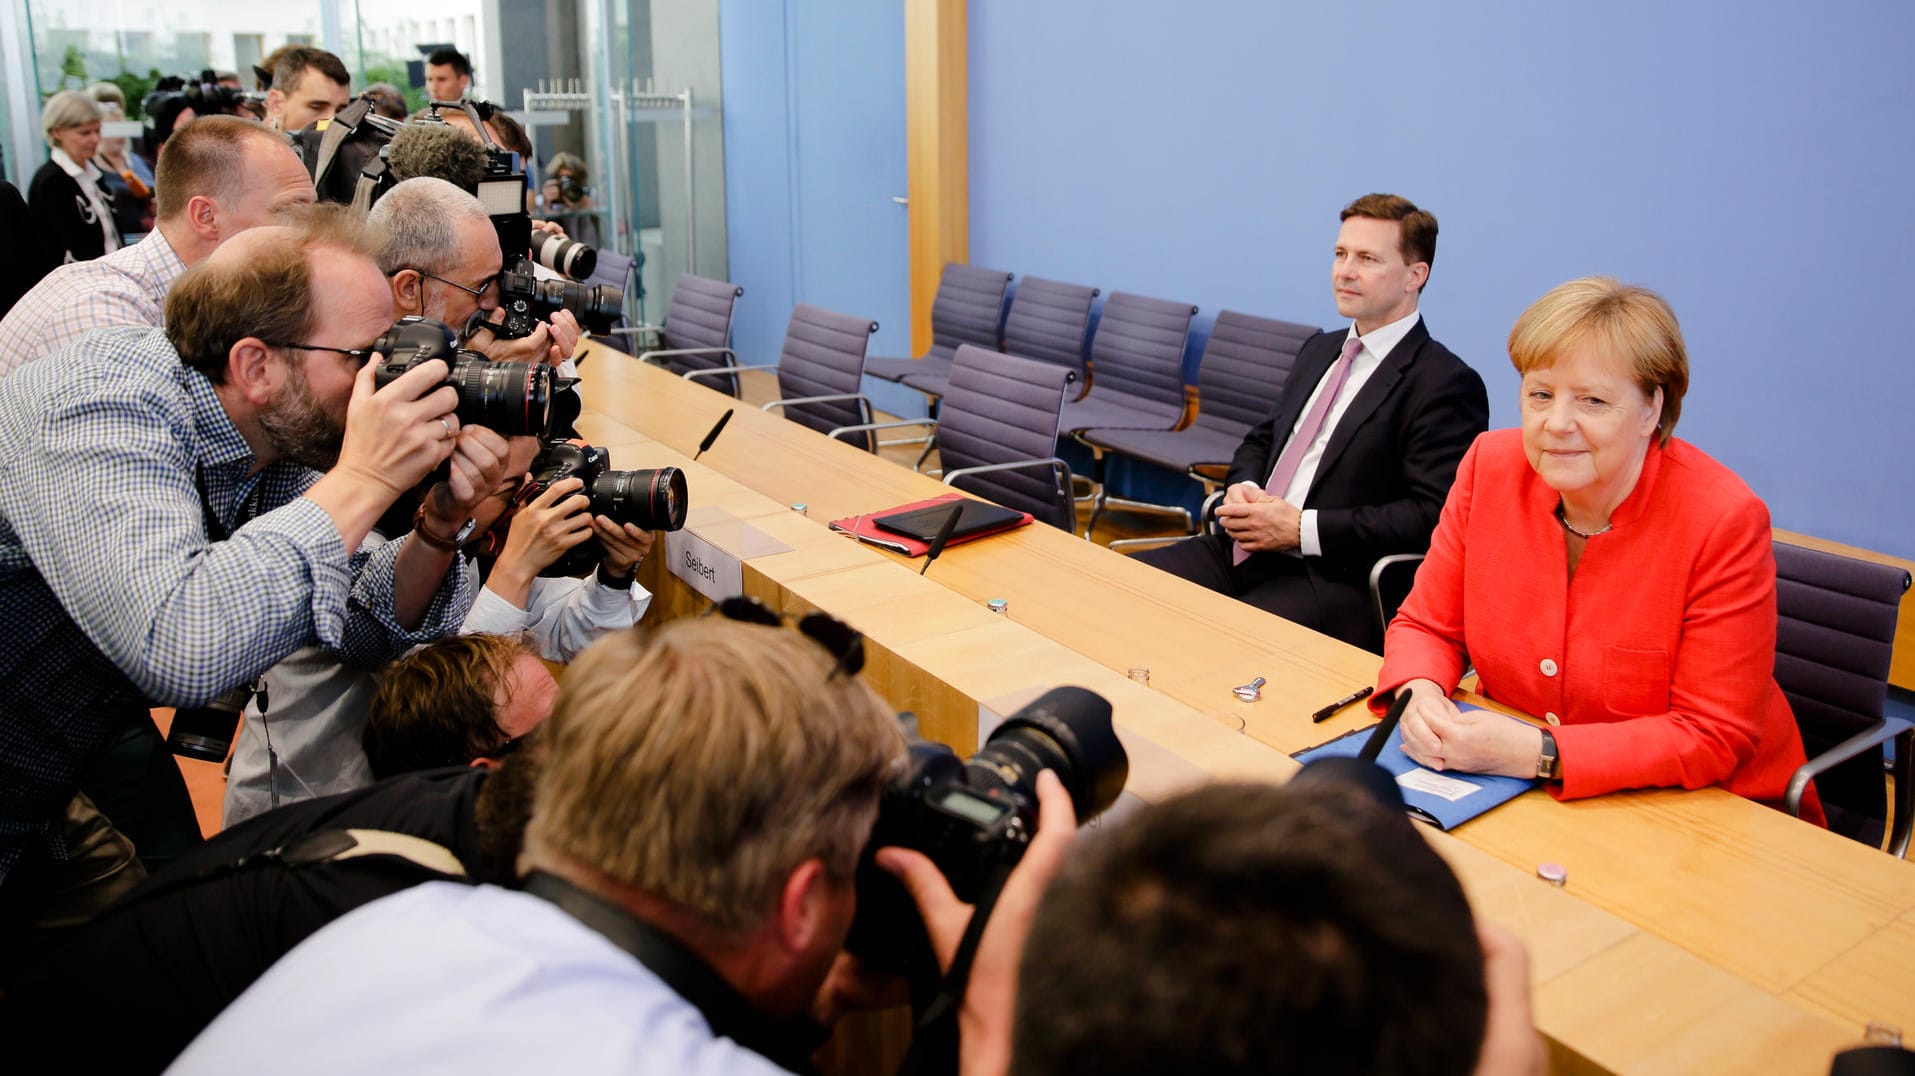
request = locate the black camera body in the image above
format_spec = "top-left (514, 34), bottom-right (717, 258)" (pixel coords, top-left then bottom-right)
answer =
top-left (846, 686), bottom-right (1130, 974)
top-left (371, 317), bottom-right (568, 439)
top-left (495, 263), bottom-right (624, 340)
top-left (524, 442), bottom-right (689, 576)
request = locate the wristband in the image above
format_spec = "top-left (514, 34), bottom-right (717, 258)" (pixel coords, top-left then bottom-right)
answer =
top-left (598, 558), bottom-right (640, 590)
top-left (412, 505), bottom-right (476, 552)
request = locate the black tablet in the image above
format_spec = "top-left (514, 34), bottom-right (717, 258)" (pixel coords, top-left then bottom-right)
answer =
top-left (871, 499), bottom-right (1025, 543)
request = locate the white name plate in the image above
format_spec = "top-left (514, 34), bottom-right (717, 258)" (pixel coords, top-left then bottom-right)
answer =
top-left (664, 527), bottom-right (744, 602)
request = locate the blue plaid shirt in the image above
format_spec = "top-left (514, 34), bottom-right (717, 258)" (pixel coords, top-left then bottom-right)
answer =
top-left (0, 326), bottom-right (469, 883)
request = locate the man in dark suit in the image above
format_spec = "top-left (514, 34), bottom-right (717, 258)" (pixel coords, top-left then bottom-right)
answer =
top-left (1136, 193), bottom-right (1489, 652)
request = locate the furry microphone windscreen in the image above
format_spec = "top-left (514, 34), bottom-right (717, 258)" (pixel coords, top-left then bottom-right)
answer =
top-left (386, 121), bottom-right (488, 193)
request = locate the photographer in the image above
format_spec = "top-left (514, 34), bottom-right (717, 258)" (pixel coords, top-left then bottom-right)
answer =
top-left (0, 207), bottom-right (502, 928)
top-left (887, 776), bottom-right (1545, 1076)
top-left (368, 176), bottom-right (579, 368)
top-left (466, 434), bottom-right (654, 653)
top-left (540, 152), bottom-right (600, 247)
top-left (362, 632), bottom-right (555, 779)
top-left (264, 47), bottom-right (351, 134)
top-left (0, 115), bottom-right (319, 374)
top-left (426, 47), bottom-right (475, 103)
top-left (173, 616), bottom-right (916, 1073)
top-left (4, 743), bottom-right (543, 1074)
top-left (223, 432), bottom-right (650, 826)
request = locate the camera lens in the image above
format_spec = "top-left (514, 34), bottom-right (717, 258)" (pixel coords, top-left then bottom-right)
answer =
top-left (968, 686), bottom-right (1128, 819)
top-left (529, 231), bottom-right (597, 281)
top-left (584, 466), bottom-right (688, 532)
top-left (167, 685), bottom-right (254, 762)
top-left (446, 359), bottom-right (556, 438)
top-left (531, 278), bottom-right (624, 332)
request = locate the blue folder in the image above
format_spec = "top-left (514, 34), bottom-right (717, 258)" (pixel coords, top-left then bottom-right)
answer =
top-left (1293, 704), bottom-right (1540, 830)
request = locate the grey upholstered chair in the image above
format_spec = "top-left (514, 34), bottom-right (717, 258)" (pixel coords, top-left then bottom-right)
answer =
top-left (741, 304), bottom-right (881, 451)
top-left (1082, 310), bottom-right (1317, 537)
top-left (1774, 541), bottom-right (1912, 855)
top-left (1056, 291), bottom-right (1198, 435)
top-left (864, 262), bottom-right (1012, 386)
top-left (626, 273), bottom-right (747, 395)
top-left (903, 276), bottom-right (1097, 401)
top-left (833, 344), bottom-right (1078, 531)
top-left (575, 248), bottom-right (640, 358)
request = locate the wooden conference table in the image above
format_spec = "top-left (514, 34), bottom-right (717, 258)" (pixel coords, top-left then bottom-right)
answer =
top-left (570, 344), bottom-right (1915, 1073)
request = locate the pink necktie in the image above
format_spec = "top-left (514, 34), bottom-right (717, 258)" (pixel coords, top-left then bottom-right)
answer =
top-left (1233, 334), bottom-right (1365, 565)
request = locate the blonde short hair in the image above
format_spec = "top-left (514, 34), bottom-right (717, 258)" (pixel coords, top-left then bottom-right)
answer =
top-left (528, 617), bottom-right (906, 934)
top-left (1508, 276), bottom-right (1688, 445)
top-left (41, 90), bottom-right (101, 145)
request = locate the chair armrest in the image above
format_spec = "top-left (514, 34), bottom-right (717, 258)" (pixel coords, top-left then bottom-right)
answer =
top-left (762, 393), bottom-right (875, 413)
top-left (1199, 488), bottom-right (1226, 535)
top-left (1785, 716), bottom-right (1911, 819)
top-left (828, 417), bottom-right (938, 440)
top-left (638, 345), bottom-right (739, 368)
top-left (606, 322), bottom-right (664, 335)
top-left (1369, 553), bottom-right (1426, 636)
top-left (944, 458), bottom-right (1075, 532)
top-left (684, 362), bottom-right (778, 382)
top-left (1109, 535), bottom-right (1191, 554)
top-left (943, 457), bottom-right (1072, 485)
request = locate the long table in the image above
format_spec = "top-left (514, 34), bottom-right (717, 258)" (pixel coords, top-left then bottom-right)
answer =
top-left (573, 347), bottom-right (1915, 1072)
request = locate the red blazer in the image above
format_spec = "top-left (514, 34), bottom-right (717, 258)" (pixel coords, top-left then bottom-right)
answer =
top-left (1376, 429), bottom-right (1821, 822)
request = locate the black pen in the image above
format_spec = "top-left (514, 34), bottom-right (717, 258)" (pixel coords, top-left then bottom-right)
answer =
top-left (1311, 685), bottom-right (1374, 723)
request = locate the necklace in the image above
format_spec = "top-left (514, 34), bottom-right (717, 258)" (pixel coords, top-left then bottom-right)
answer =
top-left (1555, 502), bottom-right (1612, 539)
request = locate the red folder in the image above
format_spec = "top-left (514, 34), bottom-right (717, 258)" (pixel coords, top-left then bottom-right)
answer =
top-left (828, 493), bottom-right (1033, 557)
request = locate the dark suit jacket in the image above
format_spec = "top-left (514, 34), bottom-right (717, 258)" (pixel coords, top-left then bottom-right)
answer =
top-left (27, 159), bottom-right (109, 267)
top-left (1225, 317), bottom-right (1488, 628)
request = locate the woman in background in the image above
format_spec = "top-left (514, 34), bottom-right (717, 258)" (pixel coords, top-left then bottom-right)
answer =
top-left (28, 91), bottom-right (122, 265)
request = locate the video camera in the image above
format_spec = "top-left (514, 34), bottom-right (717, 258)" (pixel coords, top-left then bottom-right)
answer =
top-left (144, 69), bottom-right (259, 118)
top-left (846, 686), bottom-right (1129, 976)
top-left (143, 70), bottom-right (263, 155)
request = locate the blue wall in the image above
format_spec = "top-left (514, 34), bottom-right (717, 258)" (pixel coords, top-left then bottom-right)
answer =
top-left (967, 2), bottom-right (1915, 556)
top-left (724, 1), bottom-right (1915, 556)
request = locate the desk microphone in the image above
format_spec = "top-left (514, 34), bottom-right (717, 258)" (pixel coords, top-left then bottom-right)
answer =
top-left (694, 409), bottom-right (733, 461)
top-left (919, 504), bottom-right (964, 575)
top-left (1359, 690), bottom-right (1413, 762)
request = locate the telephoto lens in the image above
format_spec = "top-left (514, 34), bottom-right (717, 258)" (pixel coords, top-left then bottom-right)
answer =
top-left (845, 686), bottom-right (1129, 974)
top-left (585, 465), bottom-right (688, 533)
top-left (371, 317), bottom-right (562, 438)
top-left (524, 442), bottom-right (691, 578)
top-left (529, 230), bottom-right (598, 281)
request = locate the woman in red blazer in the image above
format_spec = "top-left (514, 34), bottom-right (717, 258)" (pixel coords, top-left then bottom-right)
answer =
top-left (1375, 277), bottom-right (1819, 822)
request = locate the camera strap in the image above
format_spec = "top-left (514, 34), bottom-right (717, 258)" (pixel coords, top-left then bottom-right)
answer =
top-left (522, 870), bottom-right (831, 1075)
top-left (193, 464), bottom-right (263, 543)
top-left (899, 863), bottom-right (1014, 1076)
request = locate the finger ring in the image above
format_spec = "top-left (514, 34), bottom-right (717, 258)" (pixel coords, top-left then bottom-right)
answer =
top-left (440, 417), bottom-right (454, 439)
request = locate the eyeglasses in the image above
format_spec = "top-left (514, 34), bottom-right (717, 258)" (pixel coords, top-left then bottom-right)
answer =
top-left (708, 595), bottom-right (864, 679)
top-left (405, 266), bottom-right (500, 301)
top-left (270, 342), bottom-right (379, 365)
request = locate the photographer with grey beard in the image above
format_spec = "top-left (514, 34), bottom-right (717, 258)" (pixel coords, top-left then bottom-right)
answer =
top-left (0, 205), bottom-right (504, 938)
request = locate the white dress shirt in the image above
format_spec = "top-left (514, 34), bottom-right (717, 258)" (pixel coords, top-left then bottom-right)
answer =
top-left (169, 882), bottom-right (794, 1075)
top-left (1282, 310), bottom-right (1422, 556)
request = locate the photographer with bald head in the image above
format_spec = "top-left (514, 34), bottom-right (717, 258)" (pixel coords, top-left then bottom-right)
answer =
top-left (0, 206), bottom-right (506, 933)
top-left (368, 175), bottom-right (579, 368)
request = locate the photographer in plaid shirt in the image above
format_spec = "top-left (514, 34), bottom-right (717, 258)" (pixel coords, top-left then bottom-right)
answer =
top-left (0, 205), bottom-right (507, 934)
